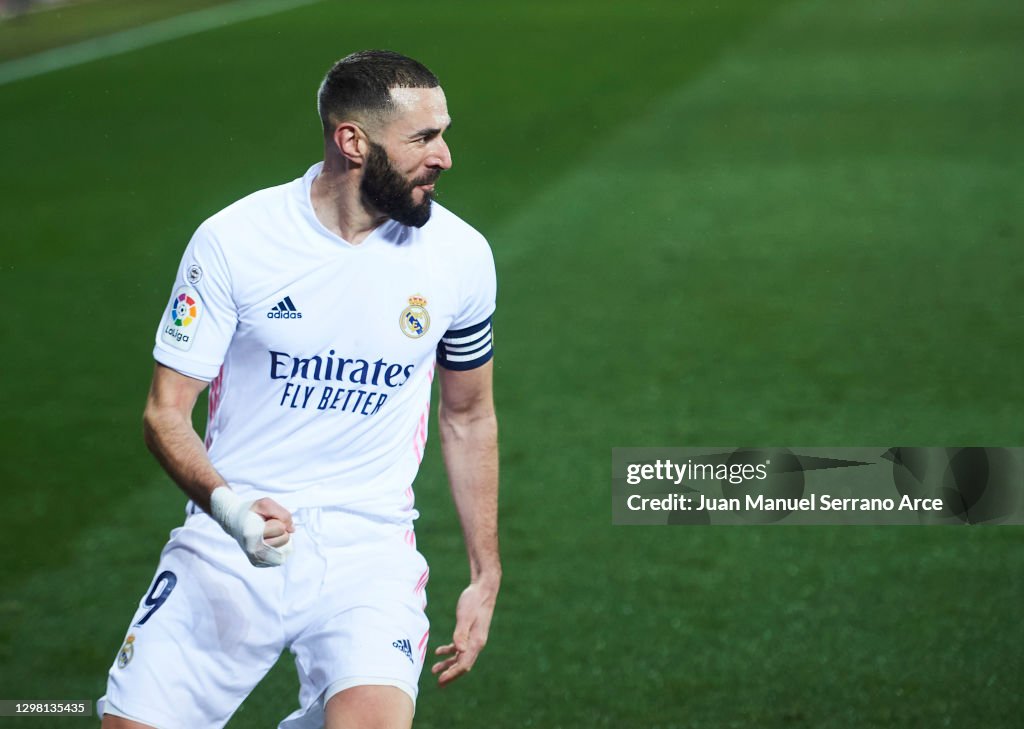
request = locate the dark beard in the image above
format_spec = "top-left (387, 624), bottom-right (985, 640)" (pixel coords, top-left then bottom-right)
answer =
top-left (360, 142), bottom-right (438, 228)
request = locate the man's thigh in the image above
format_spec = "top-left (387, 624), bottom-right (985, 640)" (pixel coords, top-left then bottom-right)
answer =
top-left (100, 514), bottom-right (286, 729)
top-left (102, 716), bottom-right (156, 729)
top-left (324, 686), bottom-right (413, 729)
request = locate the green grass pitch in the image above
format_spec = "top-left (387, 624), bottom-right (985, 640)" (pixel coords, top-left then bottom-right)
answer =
top-left (1, 0), bottom-right (1022, 727)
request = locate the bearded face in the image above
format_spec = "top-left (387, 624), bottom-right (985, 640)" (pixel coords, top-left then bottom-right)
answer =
top-left (360, 142), bottom-right (440, 228)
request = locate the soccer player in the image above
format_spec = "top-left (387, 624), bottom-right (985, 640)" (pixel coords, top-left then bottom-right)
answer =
top-left (99, 50), bottom-right (500, 729)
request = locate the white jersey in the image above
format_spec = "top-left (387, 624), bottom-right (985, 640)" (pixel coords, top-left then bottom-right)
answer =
top-left (153, 163), bottom-right (495, 522)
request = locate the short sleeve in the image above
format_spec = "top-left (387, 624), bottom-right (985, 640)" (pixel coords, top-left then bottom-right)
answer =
top-left (152, 223), bottom-right (238, 381)
top-left (436, 235), bottom-right (496, 371)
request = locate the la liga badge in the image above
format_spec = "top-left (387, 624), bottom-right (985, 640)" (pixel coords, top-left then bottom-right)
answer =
top-left (161, 285), bottom-right (203, 351)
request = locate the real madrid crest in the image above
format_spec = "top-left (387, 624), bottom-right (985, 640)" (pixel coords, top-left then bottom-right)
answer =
top-left (117, 634), bottom-right (135, 669)
top-left (400, 295), bottom-right (430, 338)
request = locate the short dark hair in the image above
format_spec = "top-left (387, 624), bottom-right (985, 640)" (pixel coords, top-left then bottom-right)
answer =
top-left (317, 50), bottom-right (439, 133)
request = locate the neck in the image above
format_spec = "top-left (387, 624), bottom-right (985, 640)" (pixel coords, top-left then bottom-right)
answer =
top-left (310, 157), bottom-right (387, 245)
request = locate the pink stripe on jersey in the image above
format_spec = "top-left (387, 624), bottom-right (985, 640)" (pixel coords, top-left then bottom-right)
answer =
top-left (409, 364), bottom-right (434, 464)
top-left (418, 629), bottom-right (430, 662)
top-left (412, 405), bottom-right (428, 464)
top-left (414, 567), bottom-right (430, 594)
top-left (205, 365), bottom-right (224, 449)
top-left (414, 566), bottom-right (429, 610)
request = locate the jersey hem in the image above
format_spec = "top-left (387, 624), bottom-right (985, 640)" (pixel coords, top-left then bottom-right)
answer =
top-left (98, 692), bottom-right (180, 729)
top-left (324, 676), bottom-right (418, 707)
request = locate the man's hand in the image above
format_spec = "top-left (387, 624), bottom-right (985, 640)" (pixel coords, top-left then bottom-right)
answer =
top-left (431, 578), bottom-right (500, 686)
top-left (262, 516), bottom-right (292, 548)
top-left (210, 487), bottom-right (295, 567)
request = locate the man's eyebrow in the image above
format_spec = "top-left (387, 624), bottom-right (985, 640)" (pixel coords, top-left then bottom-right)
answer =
top-left (409, 120), bottom-right (453, 138)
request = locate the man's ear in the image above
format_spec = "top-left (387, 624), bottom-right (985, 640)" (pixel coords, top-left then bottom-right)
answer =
top-left (332, 122), bottom-right (368, 164)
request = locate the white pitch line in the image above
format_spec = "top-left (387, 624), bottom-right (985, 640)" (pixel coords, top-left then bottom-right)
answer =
top-left (0, 0), bottom-right (321, 87)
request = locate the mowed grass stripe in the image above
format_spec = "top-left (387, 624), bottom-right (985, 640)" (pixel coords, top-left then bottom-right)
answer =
top-left (490, 0), bottom-right (1023, 450)
top-left (0, 0), bottom-right (242, 62)
top-left (0, 0), bottom-right (321, 86)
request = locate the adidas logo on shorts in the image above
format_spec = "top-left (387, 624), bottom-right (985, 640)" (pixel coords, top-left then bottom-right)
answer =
top-left (267, 296), bottom-right (303, 319)
top-left (392, 638), bottom-right (413, 663)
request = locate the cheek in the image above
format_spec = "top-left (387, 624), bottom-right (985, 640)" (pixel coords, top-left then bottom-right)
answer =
top-left (393, 149), bottom-right (426, 175)
top-left (405, 157), bottom-right (428, 176)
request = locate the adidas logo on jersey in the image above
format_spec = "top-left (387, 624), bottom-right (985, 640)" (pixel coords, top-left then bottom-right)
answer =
top-left (392, 638), bottom-right (413, 663)
top-left (267, 296), bottom-right (303, 319)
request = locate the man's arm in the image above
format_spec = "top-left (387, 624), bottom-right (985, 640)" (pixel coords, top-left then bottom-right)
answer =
top-left (431, 360), bottom-right (501, 686)
top-left (143, 363), bottom-right (293, 559)
top-left (143, 363), bottom-right (229, 509)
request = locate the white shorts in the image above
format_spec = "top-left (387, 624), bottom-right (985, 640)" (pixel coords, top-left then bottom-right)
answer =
top-left (99, 507), bottom-right (430, 729)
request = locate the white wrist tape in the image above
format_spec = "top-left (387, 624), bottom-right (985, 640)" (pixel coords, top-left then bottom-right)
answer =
top-left (209, 486), bottom-right (293, 568)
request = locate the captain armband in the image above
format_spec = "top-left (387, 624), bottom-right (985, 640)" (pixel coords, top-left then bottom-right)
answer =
top-left (436, 317), bottom-right (493, 371)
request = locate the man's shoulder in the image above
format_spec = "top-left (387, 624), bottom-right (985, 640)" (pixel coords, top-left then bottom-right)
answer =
top-left (199, 176), bottom-right (301, 239)
top-left (420, 202), bottom-right (489, 250)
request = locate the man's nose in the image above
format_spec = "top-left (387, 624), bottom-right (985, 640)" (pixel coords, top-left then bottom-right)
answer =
top-left (432, 137), bottom-right (453, 170)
